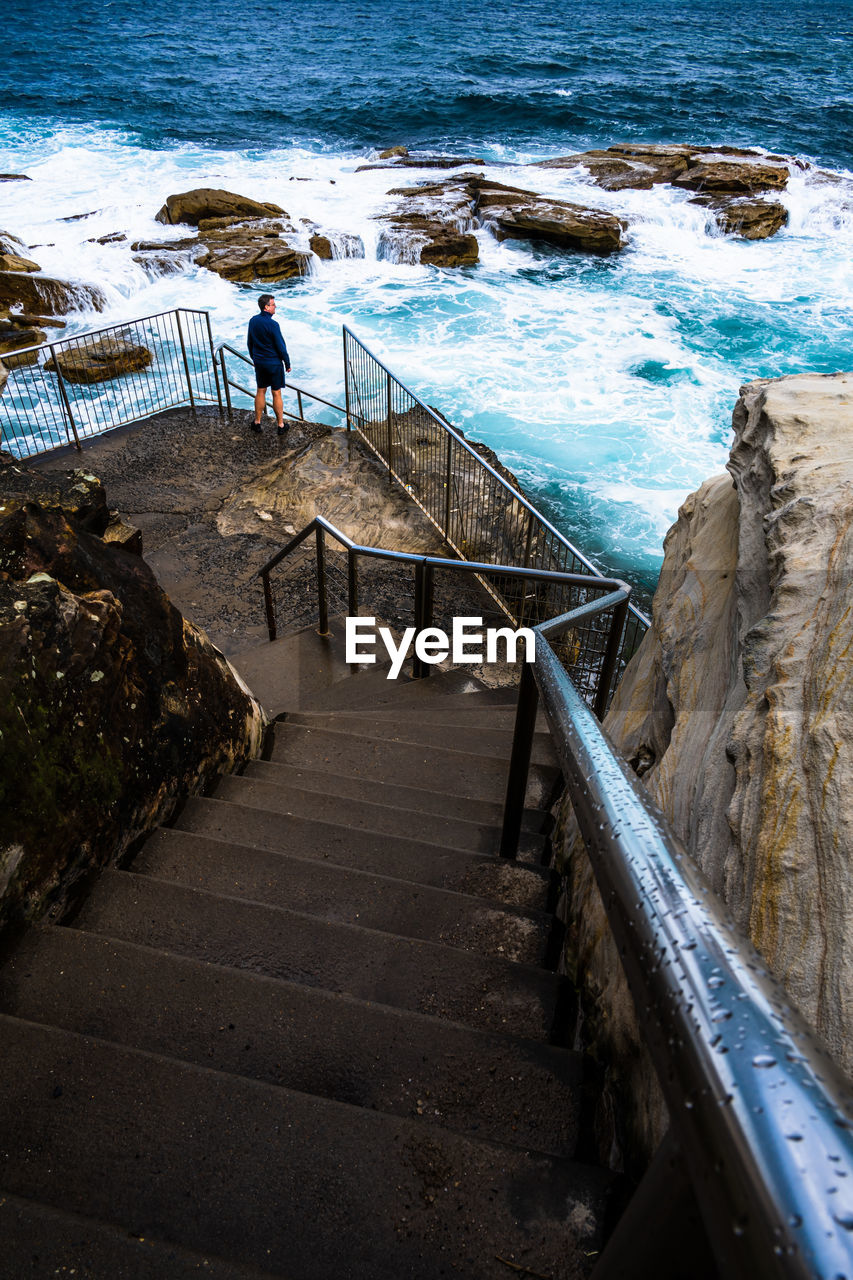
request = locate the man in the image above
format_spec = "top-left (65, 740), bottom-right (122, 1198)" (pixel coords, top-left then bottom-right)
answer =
top-left (247, 293), bottom-right (292, 437)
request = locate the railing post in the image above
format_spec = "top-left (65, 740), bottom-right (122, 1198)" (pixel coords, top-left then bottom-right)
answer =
top-left (296, 389), bottom-right (304, 420)
top-left (443, 434), bottom-right (453, 540)
top-left (411, 562), bottom-right (435, 680)
top-left (219, 349), bottom-right (233, 415)
top-left (522, 510), bottom-right (535, 567)
top-left (175, 310), bottom-right (196, 409)
top-left (49, 347), bottom-right (81, 450)
top-left (385, 370), bottom-right (393, 484)
top-left (262, 571), bottom-right (276, 641)
top-left (315, 525), bottom-right (330, 636)
top-left (499, 661), bottom-right (540, 858)
top-left (347, 550), bottom-right (359, 617)
top-left (343, 330), bottom-right (353, 432)
top-left (205, 311), bottom-right (223, 411)
top-left (593, 596), bottom-right (629, 721)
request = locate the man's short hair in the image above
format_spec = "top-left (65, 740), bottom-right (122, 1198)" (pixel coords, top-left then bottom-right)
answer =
top-left (258, 293), bottom-right (274, 311)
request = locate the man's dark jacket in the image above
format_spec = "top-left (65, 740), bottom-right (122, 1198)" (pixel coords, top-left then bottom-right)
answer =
top-left (247, 312), bottom-right (291, 369)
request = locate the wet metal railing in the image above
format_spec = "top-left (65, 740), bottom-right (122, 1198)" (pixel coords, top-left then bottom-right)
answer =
top-left (342, 325), bottom-right (649, 710)
top-left (257, 514), bottom-right (631, 721)
top-left (503, 600), bottom-right (853, 1280)
top-left (0, 308), bottom-right (221, 460)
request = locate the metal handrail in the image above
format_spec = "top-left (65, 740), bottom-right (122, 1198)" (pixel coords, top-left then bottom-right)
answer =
top-left (341, 325), bottom-right (649, 708)
top-left (214, 341), bottom-right (347, 426)
top-left (504, 603), bottom-right (853, 1279)
top-left (0, 307), bottom-right (222, 460)
top-left (257, 514), bottom-right (631, 720)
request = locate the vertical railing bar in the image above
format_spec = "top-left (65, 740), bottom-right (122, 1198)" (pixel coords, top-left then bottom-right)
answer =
top-left (499, 660), bottom-right (540, 858)
top-left (348, 550), bottom-right (359, 618)
top-left (206, 310), bottom-right (223, 411)
top-left (315, 525), bottom-right (329, 636)
top-left (262, 571), bottom-right (276, 641)
top-left (175, 309), bottom-right (196, 409)
top-left (48, 346), bottom-right (81, 451)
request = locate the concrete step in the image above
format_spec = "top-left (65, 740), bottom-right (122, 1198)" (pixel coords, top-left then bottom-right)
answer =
top-left (242, 758), bottom-right (550, 833)
top-left (322, 699), bottom-right (549, 732)
top-left (133, 828), bottom-right (552, 964)
top-left (174, 797), bottom-right (553, 911)
top-left (0, 1190), bottom-right (278, 1280)
top-left (69, 870), bottom-right (571, 1042)
top-left (300, 674), bottom-right (521, 714)
top-left (0, 924), bottom-right (583, 1158)
top-left (0, 1016), bottom-right (616, 1280)
top-left (212, 774), bottom-right (547, 863)
top-left (269, 724), bottom-right (560, 807)
top-left (282, 710), bottom-right (557, 766)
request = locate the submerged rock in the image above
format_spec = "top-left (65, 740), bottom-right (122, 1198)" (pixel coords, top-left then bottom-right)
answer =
top-left (0, 453), bottom-right (266, 932)
top-left (156, 187), bottom-right (285, 226)
top-left (556, 370), bottom-right (853, 1155)
top-left (44, 335), bottom-right (153, 384)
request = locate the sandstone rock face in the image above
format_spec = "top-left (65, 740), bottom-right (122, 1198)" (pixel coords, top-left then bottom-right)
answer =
top-left (672, 155), bottom-right (789, 195)
top-left (0, 270), bottom-right (106, 317)
top-left (155, 188), bottom-right (285, 226)
top-left (379, 173), bottom-right (626, 265)
top-left (557, 371), bottom-right (853, 1156)
top-left (0, 251), bottom-right (40, 273)
top-left (0, 325), bottom-right (46, 367)
top-left (534, 145), bottom-right (791, 241)
top-left (697, 197), bottom-right (789, 240)
top-left (0, 454), bottom-right (266, 931)
top-left (44, 336), bottom-right (153, 384)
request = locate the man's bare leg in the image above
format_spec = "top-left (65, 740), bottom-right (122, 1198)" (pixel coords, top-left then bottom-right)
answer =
top-left (272, 388), bottom-right (285, 429)
top-left (253, 387), bottom-right (266, 426)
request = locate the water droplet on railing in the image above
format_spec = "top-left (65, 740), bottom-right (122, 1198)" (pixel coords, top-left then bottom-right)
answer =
top-left (708, 975), bottom-right (725, 990)
top-left (832, 1208), bottom-right (853, 1231)
top-left (712, 1008), bottom-right (733, 1023)
top-left (788, 1214), bottom-right (802, 1229)
top-left (753, 1054), bottom-right (777, 1069)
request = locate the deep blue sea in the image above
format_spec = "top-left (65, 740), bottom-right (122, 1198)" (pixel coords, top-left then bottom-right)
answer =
top-left (2, 0), bottom-right (852, 591)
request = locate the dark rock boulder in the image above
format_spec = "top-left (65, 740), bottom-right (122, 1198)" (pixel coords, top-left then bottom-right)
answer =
top-left (44, 335), bottom-right (153, 384)
top-left (358, 146), bottom-right (487, 173)
top-left (0, 454), bottom-right (266, 932)
top-left (195, 235), bottom-right (310, 282)
top-left (0, 250), bottom-right (40, 274)
top-left (0, 174), bottom-right (31, 182)
top-left (156, 188), bottom-right (285, 227)
top-left (0, 271), bottom-right (106, 317)
top-left (144, 207), bottom-right (311, 283)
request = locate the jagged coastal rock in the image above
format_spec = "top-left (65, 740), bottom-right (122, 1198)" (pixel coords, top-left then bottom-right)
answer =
top-left (44, 335), bottom-right (153, 384)
top-left (0, 454), bottom-right (267, 931)
top-left (534, 143), bottom-right (791, 240)
top-left (556, 370), bottom-right (853, 1155)
top-left (0, 229), bottom-right (106, 320)
top-left (379, 173), bottom-right (626, 265)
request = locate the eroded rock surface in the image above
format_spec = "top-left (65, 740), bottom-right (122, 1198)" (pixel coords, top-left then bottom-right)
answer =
top-left (379, 173), bottom-right (626, 265)
top-left (556, 371), bottom-right (853, 1157)
top-left (535, 144), bottom-right (792, 240)
top-left (0, 452), bottom-right (266, 932)
top-left (44, 335), bottom-right (153, 384)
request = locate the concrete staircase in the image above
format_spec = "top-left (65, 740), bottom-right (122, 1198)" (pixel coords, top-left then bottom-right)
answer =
top-left (0, 623), bottom-right (621, 1279)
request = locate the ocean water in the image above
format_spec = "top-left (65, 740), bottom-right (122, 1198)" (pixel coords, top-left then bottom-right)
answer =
top-left (1, 0), bottom-right (852, 593)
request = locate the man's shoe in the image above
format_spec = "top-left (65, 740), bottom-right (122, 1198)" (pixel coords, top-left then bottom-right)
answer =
top-left (251, 422), bottom-right (263, 433)
top-left (277, 424), bottom-right (288, 437)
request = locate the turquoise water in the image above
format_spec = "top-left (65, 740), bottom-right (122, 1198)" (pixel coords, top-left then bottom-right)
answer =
top-left (1, 0), bottom-right (852, 591)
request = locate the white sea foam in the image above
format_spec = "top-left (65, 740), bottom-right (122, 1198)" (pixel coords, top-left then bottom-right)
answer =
top-left (1, 121), bottom-right (851, 579)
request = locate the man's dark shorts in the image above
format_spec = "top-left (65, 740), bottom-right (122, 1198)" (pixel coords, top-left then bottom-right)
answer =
top-left (254, 362), bottom-right (285, 391)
